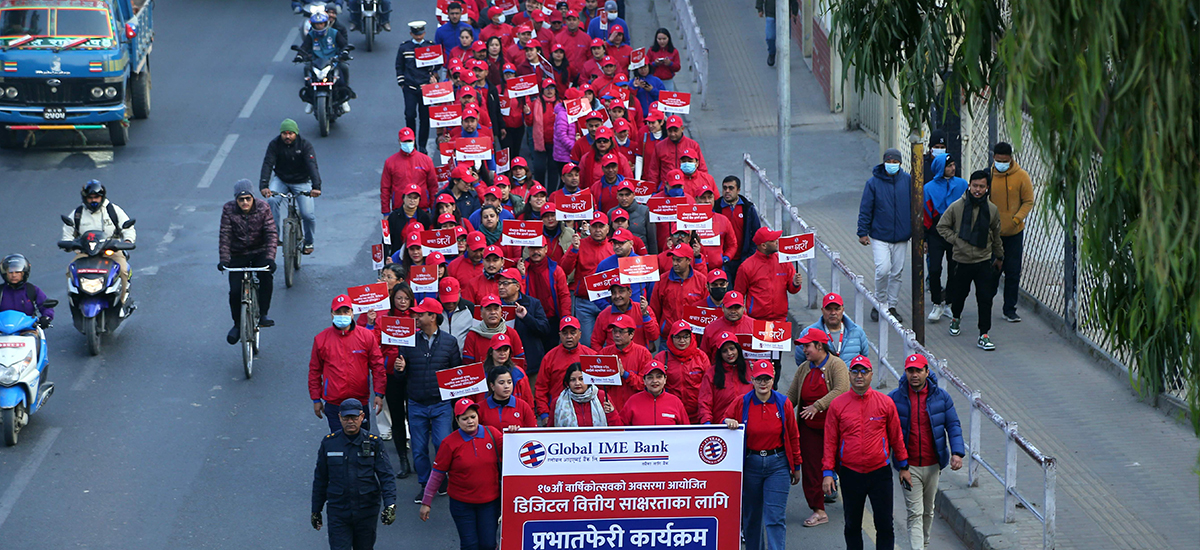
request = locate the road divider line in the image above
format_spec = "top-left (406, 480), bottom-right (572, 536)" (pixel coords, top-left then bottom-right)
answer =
top-left (0, 427), bottom-right (62, 530)
top-left (71, 356), bottom-right (103, 391)
top-left (272, 27), bottom-right (300, 62)
top-left (239, 75), bottom-right (274, 119)
top-left (197, 134), bottom-right (239, 189)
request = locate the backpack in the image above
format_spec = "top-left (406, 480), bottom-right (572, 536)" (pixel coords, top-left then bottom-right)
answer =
top-left (72, 203), bottom-right (123, 240)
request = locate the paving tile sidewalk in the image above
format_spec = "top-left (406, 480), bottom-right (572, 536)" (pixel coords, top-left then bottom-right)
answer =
top-left (654, 1), bottom-right (1200, 548)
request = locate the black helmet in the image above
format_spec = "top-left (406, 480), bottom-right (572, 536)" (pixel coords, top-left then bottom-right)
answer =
top-left (81, 179), bottom-right (106, 212)
top-left (1, 254), bottom-right (29, 285)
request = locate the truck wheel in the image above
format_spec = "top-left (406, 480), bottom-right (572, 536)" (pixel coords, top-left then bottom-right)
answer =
top-left (130, 60), bottom-right (151, 120)
top-left (108, 120), bottom-right (128, 146)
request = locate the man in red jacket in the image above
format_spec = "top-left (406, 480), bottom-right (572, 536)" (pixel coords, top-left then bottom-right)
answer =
top-left (734, 227), bottom-right (802, 323)
top-left (823, 355), bottom-right (911, 550)
top-left (700, 290), bottom-right (756, 360)
top-left (448, 231), bottom-right (487, 284)
top-left (592, 280), bottom-right (659, 350)
top-left (555, 10), bottom-right (593, 69)
top-left (649, 116), bottom-right (708, 187)
top-left (619, 360), bottom-right (690, 425)
top-left (693, 183), bottom-right (739, 270)
top-left (597, 313), bottom-right (654, 409)
top-left (381, 127), bottom-right (439, 211)
top-left (560, 211), bottom-right (614, 345)
top-left (535, 316), bottom-right (598, 424)
top-left (521, 236), bottom-right (573, 351)
top-left (308, 294), bottom-right (387, 433)
top-left (649, 243), bottom-right (708, 336)
top-left (462, 245), bottom-right (506, 304)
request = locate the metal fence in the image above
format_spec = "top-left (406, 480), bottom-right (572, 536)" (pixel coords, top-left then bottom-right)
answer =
top-left (743, 153), bottom-right (1058, 549)
top-left (668, 0), bottom-right (708, 108)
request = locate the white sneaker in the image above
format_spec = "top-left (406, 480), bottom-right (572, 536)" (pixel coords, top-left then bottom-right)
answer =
top-left (304, 103), bottom-right (313, 114)
top-left (927, 303), bottom-right (944, 323)
top-left (380, 431), bottom-right (392, 441)
top-left (341, 101), bottom-right (351, 113)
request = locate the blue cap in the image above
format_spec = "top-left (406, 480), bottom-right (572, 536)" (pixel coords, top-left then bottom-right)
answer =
top-left (339, 398), bottom-right (364, 416)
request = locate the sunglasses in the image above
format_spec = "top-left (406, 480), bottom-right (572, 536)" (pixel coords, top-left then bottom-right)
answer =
top-left (849, 368), bottom-right (871, 375)
top-left (236, 196), bottom-right (254, 202)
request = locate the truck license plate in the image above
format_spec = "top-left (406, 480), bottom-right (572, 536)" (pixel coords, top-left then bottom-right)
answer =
top-left (42, 107), bottom-right (66, 121)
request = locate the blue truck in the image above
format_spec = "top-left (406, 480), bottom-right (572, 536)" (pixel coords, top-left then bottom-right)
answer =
top-left (0, 0), bottom-right (152, 147)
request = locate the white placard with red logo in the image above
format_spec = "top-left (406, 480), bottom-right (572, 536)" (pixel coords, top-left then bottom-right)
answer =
top-left (501, 219), bottom-right (544, 246)
top-left (697, 227), bottom-right (721, 247)
top-left (555, 190), bottom-right (594, 221)
top-left (456, 136), bottom-right (494, 161)
top-left (408, 264), bottom-right (440, 293)
top-left (436, 362), bottom-right (488, 401)
top-left (421, 81), bottom-right (455, 105)
top-left (751, 320), bottom-right (792, 352)
top-left (495, 148), bottom-right (511, 173)
top-left (414, 45), bottom-right (444, 67)
top-left (658, 91), bottom-right (692, 114)
top-left (737, 333), bottom-right (776, 360)
top-left (584, 268), bottom-right (620, 301)
top-left (675, 204), bottom-right (713, 231)
top-left (378, 315), bottom-right (417, 347)
top-left (347, 282), bottom-right (389, 314)
top-left (646, 196), bottom-right (685, 223)
top-left (498, 94), bottom-right (511, 116)
top-left (778, 233), bottom-right (816, 262)
top-left (683, 305), bottom-right (722, 335)
top-left (471, 304), bottom-right (518, 328)
top-left (496, 0), bottom-right (518, 15)
top-left (428, 104), bottom-right (462, 128)
top-left (563, 97), bottom-right (592, 124)
top-left (598, 8), bottom-right (608, 30)
top-left (371, 244), bottom-right (386, 270)
top-left (421, 228), bottom-right (458, 256)
top-left (438, 142), bottom-right (456, 165)
top-left (630, 179), bottom-right (654, 204)
top-left (381, 219), bottom-right (392, 245)
top-left (507, 74), bottom-right (540, 98)
top-left (618, 256), bottom-right (660, 285)
top-left (579, 355), bottom-right (621, 386)
top-left (628, 47), bottom-right (647, 70)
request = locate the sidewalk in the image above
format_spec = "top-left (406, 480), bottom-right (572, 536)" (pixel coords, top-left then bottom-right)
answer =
top-left (661, 1), bottom-right (1200, 549)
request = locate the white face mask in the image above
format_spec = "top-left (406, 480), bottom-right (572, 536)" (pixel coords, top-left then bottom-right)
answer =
top-left (495, 15), bottom-right (505, 24)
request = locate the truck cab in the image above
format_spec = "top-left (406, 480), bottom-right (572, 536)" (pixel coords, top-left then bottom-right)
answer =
top-left (0, 0), bottom-right (153, 147)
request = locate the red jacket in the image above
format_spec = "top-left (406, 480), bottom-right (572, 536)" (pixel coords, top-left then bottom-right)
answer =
top-left (591, 303), bottom-right (660, 350)
top-left (523, 256), bottom-right (572, 319)
top-left (478, 394), bottom-right (537, 429)
top-left (650, 136), bottom-right (708, 186)
top-left (555, 27), bottom-right (593, 69)
top-left (580, 151), bottom-right (634, 191)
top-left (461, 270), bottom-right (502, 305)
top-left (561, 235), bottom-right (615, 297)
top-left (447, 255), bottom-right (485, 289)
top-left (649, 266), bottom-right (708, 332)
top-left (725, 391), bottom-right (803, 471)
top-left (733, 251), bottom-right (801, 322)
top-left (646, 47), bottom-right (681, 82)
top-left (471, 365), bottom-right (535, 409)
top-left (535, 343), bottom-right (598, 419)
top-left (697, 361), bottom-right (753, 424)
top-left (380, 149), bottom-right (438, 212)
top-left (695, 213), bottom-right (739, 270)
top-left (308, 324), bottom-right (387, 405)
top-left (655, 346), bottom-right (709, 422)
top-left (699, 315), bottom-right (757, 361)
top-left (480, 23), bottom-right (514, 49)
top-left (597, 342), bottom-right (654, 410)
top-left (462, 326), bottom-right (526, 363)
top-left (619, 390), bottom-right (690, 426)
top-left (679, 170), bottom-right (717, 200)
top-left (823, 389), bottom-right (909, 475)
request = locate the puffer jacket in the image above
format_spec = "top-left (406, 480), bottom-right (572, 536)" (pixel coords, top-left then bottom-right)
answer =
top-left (857, 163), bottom-right (913, 243)
top-left (219, 199), bottom-right (277, 263)
top-left (989, 160), bottom-right (1035, 236)
top-left (888, 374), bottom-right (964, 469)
top-left (397, 329), bottom-right (463, 405)
top-left (552, 103), bottom-right (576, 163)
top-left (307, 324), bottom-right (387, 406)
top-left (798, 315), bottom-right (871, 364)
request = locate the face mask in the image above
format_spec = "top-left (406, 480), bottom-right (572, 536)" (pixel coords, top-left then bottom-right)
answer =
top-left (400, 142), bottom-right (414, 154)
top-left (709, 287), bottom-right (727, 302)
top-left (884, 162), bottom-right (900, 175)
top-left (513, 174), bottom-right (527, 182)
top-left (616, 137), bottom-right (628, 146)
top-left (495, 15), bottom-right (505, 24)
top-left (680, 162), bottom-right (697, 175)
top-left (607, 10), bottom-right (618, 18)
top-left (332, 315), bottom-right (353, 329)
top-left (666, 187), bottom-right (684, 197)
top-left (931, 147), bottom-right (946, 157)
top-left (87, 200), bottom-right (102, 211)
top-left (994, 161), bottom-right (1010, 173)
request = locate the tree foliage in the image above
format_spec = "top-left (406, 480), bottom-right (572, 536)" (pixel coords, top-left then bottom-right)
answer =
top-left (833, 0), bottom-right (1200, 430)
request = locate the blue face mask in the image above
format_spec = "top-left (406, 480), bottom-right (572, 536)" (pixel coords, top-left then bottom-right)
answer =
top-left (332, 315), bottom-right (353, 329)
top-left (680, 162), bottom-right (697, 175)
top-left (884, 162), bottom-right (900, 175)
top-left (994, 161), bottom-right (1010, 173)
top-left (400, 142), bottom-right (415, 154)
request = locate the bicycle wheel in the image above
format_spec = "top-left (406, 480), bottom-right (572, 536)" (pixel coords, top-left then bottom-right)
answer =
top-left (283, 220), bottom-right (297, 288)
top-left (292, 219), bottom-right (304, 272)
top-left (240, 284), bottom-right (255, 379)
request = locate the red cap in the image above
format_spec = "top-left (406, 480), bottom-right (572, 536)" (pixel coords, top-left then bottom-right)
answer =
top-left (467, 231), bottom-right (487, 250)
top-left (403, 221), bottom-right (425, 241)
top-left (610, 227), bottom-right (632, 242)
top-left (459, 70), bottom-right (479, 84)
top-left (905, 354), bottom-right (929, 369)
top-left (487, 5), bottom-right (503, 18)
top-left (749, 359), bottom-right (775, 379)
top-left (552, 42), bottom-right (565, 52)
top-left (453, 226), bottom-right (467, 238)
top-left (566, 10), bottom-right (579, 18)
top-left (559, 316), bottom-right (581, 330)
top-left (593, 127), bottom-right (615, 141)
top-left (494, 174), bottom-right (511, 187)
top-left (708, 268), bottom-right (728, 282)
top-left (667, 243), bottom-right (693, 258)
top-left (696, 182), bottom-right (715, 196)
top-left (490, 332), bottom-right (514, 350)
top-left (331, 294), bottom-right (351, 311)
top-left (753, 227), bottom-right (783, 246)
top-left (540, 203), bottom-right (557, 216)
top-left (437, 213), bottom-right (456, 225)
top-left (398, 127), bottom-right (416, 141)
top-left (561, 162), bottom-right (579, 176)
top-left (471, 40), bottom-right (486, 52)
top-left (722, 291), bottom-right (745, 308)
top-left (679, 147), bottom-right (697, 160)
top-left (795, 327), bottom-right (830, 345)
top-left (427, 252), bottom-right (448, 266)
top-left (411, 297), bottom-right (444, 314)
top-left (614, 180), bottom-right (635, 194)
top-left (528, 184), bottom-right (548, 196)
top-left (666, 115), bottom-right (683, 129)
top-left (526, 39), bottom-right (543, 51)
top-left (601, 56), bottom-right (615, 66)
top-left (403, 183), bottom-right (423, 196)
top-left (451, 164), bottom-right (479, 183)
top-left (549, 10), bottom-right (563, 22)
top-left (600, 152), bottom-right (619, 167)
top-left (611, 24), bottom-right (624, 34)
top-left (503, 62), bottom-right (517, 73)
top-left (590, 38), bottom-right (605, 48)
top-left (542, 77), bottom-right (557, 89)
top-left (711, 330), bottom-right (738, 350)
top-left (613, 73), bottom-right (629, 83)
top-left (517, 24), bottom-right (533, 34)
top-left (462, 107), bottom-right (480, 119)
top-left (480, 185), bottom-right (501, 199)
top-left (822, 292), bottom-right (844, 308)
top-left (483, 245), bottom-right (504, 258)
top-left (499, 268), bottom-right (522, 282)
top-left (645, 109), bottom-right (665, 122)
top-left (849, 355), bottom-right (873, 370)
top-left (454, 397), bottom-right (479, 416)
top-left (591, 211), bottom-right (609, 225)
top-left (613, 118), bottom-right (631, 132)
top-left (669, 319), bottom-right (692, 337)
top-left (480, 294), bottom-right (502, 308)
top-left (584, 111), bottom-right (604, 122)
top-left (608, 314), bottom-right (636, 330)
top-left (512, 156), bottom-right (529, 168)
top-left (666, 170), bottom-right (686, 186)
top-left (406, 232), bottom-right (422, 247)
top-left (439, 277), bottom-right (462, 303)
top-left (609, 207), bottom-right (629, 221)
top-left (645, 360), bottom-right (666, 376)
top-left (436, 193), bottom-right (456, 205)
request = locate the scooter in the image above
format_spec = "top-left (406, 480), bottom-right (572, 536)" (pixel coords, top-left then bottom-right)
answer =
top-left (291, 45), bottom-right (355, 137)
top-left (357, 0), bottom-right (388, 52)
top-left (57, 220), bottom-right (136, 356)
top-left (0, 303), bottom-right (57, 446)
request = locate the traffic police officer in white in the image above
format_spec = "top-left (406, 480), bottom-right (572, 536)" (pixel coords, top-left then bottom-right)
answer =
top-left (312, 398), bottom-right (398, 550)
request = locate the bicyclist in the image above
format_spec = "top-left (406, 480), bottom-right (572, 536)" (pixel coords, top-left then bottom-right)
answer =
top-left (0, 254), bottom-right (53, 328)
top-left (60, 180), bottom-right (136, 312)
top-left (260, 119), bottom-right (322, 255)
top-left (220, 179), bottom-right (278, 345)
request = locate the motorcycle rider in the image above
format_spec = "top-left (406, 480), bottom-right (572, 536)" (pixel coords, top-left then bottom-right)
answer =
top-left (0, 255), bottom-right (53, 329)
top-left (348, 0), bottom-right (392, 32)
top-left (297, 12), bottom-right (354, 114)
top-left (60, 180), bottom-right (136, 312)
top-left (219, 180), bottom-right (278, 345)
top-left (323, 4), bottom-right (350, 37)
top-left (395, 21), bottom-right (438, 154)
top-left (260, 119), bottom-right (322, 255)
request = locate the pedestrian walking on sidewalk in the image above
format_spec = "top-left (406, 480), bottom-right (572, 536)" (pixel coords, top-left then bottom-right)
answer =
top-left (989, 142), bottom-right (1034, 323)
top-left (936, 171), bottom-right (1003, 350)
top-left (923, 153), bottom-right (968, 323)
top-left (785, 328), bottom-right (849, 528)
top-left (857, 148), bottom-right (912, 323)
top-left (888, 354), bottom-right (965, 550)
top-left (755, 0), bottom-right (798, 67)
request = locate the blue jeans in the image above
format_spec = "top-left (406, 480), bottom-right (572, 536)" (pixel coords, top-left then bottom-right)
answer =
top-left (572, 297), bottom-right (601, 349)
top-left (660, 79), bottom-right (676, 92)
top-left (765, 17), bottom-right (777, 55)
top-left (742, 453), bottom-right (790, 550)
top-left (323, 400), bottom-right (371, 434)
top-left (408, 399), bottom-right (453, 484)
top-left (448, 498), bottom-right (500, 550)
top-left (268, 177), bottom-right (316, 246)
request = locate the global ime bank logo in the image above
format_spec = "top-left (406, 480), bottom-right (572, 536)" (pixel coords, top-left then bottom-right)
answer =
top-left (520, 441), bottom-right (547, 468)
top-left (520, 439), bottom-right (674, 467)
top-left (698, 436), bottom-right (728, 465)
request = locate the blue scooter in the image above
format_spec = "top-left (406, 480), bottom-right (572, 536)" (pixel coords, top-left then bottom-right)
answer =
top-left (57, 221), bottom-right (136, 356)
top-left (0, 303), bottom-right (56, 446)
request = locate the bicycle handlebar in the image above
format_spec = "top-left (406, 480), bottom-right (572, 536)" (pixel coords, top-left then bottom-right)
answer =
top-left (224, 267), bottom-right (272, 272)
top-left (276, 191), bottom-right (314, 198)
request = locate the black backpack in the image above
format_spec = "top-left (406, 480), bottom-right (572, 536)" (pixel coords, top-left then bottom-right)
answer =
top-left (72, 203), bottom-right (124, 240)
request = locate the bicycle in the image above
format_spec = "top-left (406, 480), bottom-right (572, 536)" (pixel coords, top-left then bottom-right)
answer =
top-left (276, 191), bottom-right (311, 288)
top-left (225, 266), bottom-right (271, 379)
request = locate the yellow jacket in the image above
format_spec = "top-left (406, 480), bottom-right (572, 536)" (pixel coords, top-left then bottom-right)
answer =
top-left (989, 160), bottom-right (1034, 236)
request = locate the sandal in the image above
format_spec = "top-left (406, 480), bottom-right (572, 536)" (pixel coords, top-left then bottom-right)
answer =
top-left (803, 513), bottom-right (828, 527)
top-left (302, 246), bottom-right (314, 255)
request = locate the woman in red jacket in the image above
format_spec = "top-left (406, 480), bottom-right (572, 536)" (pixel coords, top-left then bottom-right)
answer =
top-left (723, 360), bottom-right (802, 550)
top-left (551, 363), bottom-right (622, 427)
top-left (419, 398), bottom-right (503, 549)
top-left (647, 28), bottom-right (682, 91)
top-left (619, 360), bottom-right (690, 425)
top-left (697, 331), bottom-right (754, 424)
top-left (655, 320), bottom-right (710, 421)
top-left (478, 365), bottom-right (537, 429)
top-left (481, 333), bottom-right (534, 408)
top-left (524, 80), bottom-right (561, 192)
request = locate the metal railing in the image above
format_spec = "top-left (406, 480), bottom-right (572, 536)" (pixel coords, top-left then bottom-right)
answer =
top-left (743, 153), bottom-right (1058, 549)
top-left (668, 0), bottom-right (708, 108)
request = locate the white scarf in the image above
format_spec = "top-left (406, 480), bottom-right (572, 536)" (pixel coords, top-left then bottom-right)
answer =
top-left (553, 386), bottom-right (607, 427)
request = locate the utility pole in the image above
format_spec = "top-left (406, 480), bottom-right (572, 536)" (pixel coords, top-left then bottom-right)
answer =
top-left (776, 0), bottom-right (791, 201)
top-left (910, 131), bottom-right (926, 345)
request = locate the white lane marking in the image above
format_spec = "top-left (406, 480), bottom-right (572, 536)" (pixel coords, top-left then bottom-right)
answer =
top-left (239, 75), bottom-right (274, 119)
top-left (136, 265), bottom-right (159, 276)
top-left (71, 356), bottom-right (103, 391)
top-left (272, 27), bottom-right (300, 62)
top-left (157, 223), bottom-right (184, 254)
top-left (197, 134), bottom-right (240, 189)
top-left (0, 427), bottom-right (63, 530)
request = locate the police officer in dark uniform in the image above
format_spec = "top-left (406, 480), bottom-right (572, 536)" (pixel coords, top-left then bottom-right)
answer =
top-left (312, 398), bottom-right (398, 550)
top-left (395, 21), bottom-right (438, 154)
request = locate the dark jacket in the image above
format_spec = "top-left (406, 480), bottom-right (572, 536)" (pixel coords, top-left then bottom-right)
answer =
top-left (219, 199), bottom-right (278, 263)
top-left (506, 293), bottom-right (550, 375)
top-left (857, 163), bottom-right (913, 243)
top-left (888, 374), bottom-right (965, 469)
top-left (397, 329), bottom-right (462, 405)
top-left (395, 39), bottom-right (439, 90)
top-left (260, 134), bottom-right (323, 189)
top-left (441, 184), bottom-right (482, 220)
top-left (311, 429), bottom-right (397, 514)
top-left (0, 283), bottom-right (53, 321)
top-left (713, 193), bottom-right (764, 262)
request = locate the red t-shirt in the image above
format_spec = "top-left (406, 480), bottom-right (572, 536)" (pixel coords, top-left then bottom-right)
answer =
top-left (907, 385), bottom-right (939, 467)
top-left (432, 426), bottom-right (503, 503)
top-left (741, 395), bottom-right (785, 451)
top-left (478, 395), bottom-right (537, 429)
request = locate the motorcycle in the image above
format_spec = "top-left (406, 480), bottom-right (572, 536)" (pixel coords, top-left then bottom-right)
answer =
top-left (357, 0), bottom-right (387, 52)
top-left (291, 44), bottom-right (355, 137)
top-left (57, 220), bottom-right (136, 356)
top-left (0, 303), bottom-right (57, 446)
